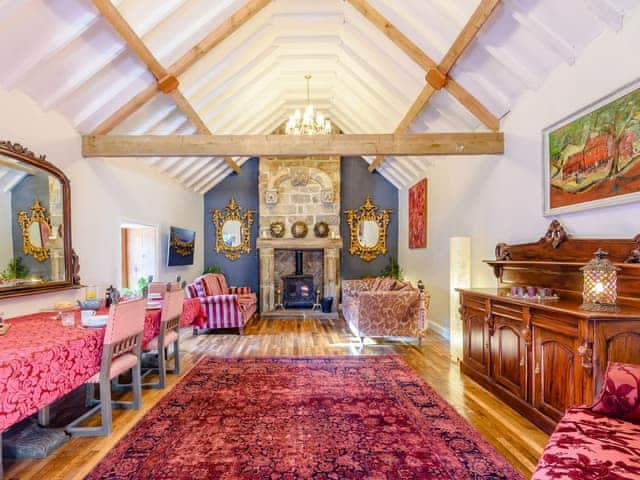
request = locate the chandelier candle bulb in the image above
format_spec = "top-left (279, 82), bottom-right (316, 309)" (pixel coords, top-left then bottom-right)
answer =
top-left (286, 74), bottom-right (333, 135)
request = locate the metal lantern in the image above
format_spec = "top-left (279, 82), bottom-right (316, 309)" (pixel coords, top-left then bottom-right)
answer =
top-left (580, 249), bottom-right (620, 312)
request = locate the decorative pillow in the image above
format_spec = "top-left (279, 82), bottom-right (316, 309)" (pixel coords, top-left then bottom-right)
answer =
top-left (591, 362), bottom-right (640, 422)
top-left (202, 275), bottom-right (222, 296)
top-left (371, 277), bottom-right (397, 291)
top-left (186, 284), bottom-right (198, 299)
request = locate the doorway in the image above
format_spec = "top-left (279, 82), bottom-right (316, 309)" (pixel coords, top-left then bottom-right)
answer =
top-left (120, 222), bottom-right (157, 289)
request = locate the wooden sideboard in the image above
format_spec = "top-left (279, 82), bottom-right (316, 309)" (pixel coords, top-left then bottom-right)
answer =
top-left (458, 222), bottom-right (640, 433)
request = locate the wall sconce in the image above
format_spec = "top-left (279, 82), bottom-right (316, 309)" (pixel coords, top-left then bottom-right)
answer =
top-left (580, 249), bottom-right (620, 312)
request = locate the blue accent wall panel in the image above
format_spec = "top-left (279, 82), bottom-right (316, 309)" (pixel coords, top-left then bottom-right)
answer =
top-left (203, 156), bottom-right (398, 297)
top-left (340, 157), bottom-right (398, 280)
top-left (203, 158), bottom-right (260, 295)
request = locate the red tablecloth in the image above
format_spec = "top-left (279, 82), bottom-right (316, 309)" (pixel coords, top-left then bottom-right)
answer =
top-left (0, 298), bottom-right (206, 432)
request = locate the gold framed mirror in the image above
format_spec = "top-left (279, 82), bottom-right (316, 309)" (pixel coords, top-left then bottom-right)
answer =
top-left (345, 196), bottom-right (391, 262)
top-left (0, 141), bottom-right (78, 299)
top-left (17, 198), bottom-right (53, 262)
top-left (211, 197), bottom-right (255, 261)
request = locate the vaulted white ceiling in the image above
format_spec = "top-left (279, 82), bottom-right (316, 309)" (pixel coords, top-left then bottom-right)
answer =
top-left (0, 0), bottom-right (638, 193)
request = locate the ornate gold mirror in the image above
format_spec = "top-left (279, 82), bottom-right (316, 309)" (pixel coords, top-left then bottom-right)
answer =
top-left (0, 141), bottom-right (78, 298)
top-left (18, 198), bottom-right (53, 262)
top-left (211, 197), bottom-right (255, 260)
top-left (345, 196), bottom-right (391, 262)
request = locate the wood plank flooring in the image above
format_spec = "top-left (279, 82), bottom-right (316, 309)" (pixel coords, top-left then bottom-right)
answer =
top-left (3, 316), bottom-right (548, 479)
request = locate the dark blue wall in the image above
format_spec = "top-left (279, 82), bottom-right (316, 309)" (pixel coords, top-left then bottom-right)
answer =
top-left (340, 157), bottom-right (398, 280)
top-left (203, 156), bottom-right (399, 295)
top-left (203, 158), bottom-right (260, 294)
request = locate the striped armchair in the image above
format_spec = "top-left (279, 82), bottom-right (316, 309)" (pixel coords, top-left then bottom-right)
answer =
top-left (185, 274), bottom-right (257, 334)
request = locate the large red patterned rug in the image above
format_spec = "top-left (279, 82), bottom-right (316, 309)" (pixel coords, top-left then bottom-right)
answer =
top-left (87, 356), bottom-right (523, 479)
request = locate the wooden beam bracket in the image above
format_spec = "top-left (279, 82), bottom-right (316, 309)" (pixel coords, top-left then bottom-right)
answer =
top-left (425, 67), bottom-right (448, 90)
top-left (158, 75), bottom-right (180, 94)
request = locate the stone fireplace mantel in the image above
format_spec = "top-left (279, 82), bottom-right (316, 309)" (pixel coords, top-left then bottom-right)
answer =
top-left (256, 237), bottom-right (343, 250)
top-left (257, 237), bottom-right (342, 317)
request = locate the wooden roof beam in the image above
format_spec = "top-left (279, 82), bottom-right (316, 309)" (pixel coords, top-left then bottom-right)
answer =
top-left (358, 0), bottom-right (501, 172)
top-left (82, 133), bottom-right (505, 157)
top-left (90, 0), bottom-right (240, 173)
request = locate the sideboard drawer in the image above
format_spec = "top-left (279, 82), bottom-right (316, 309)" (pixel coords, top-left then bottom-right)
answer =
top-left (491, 301), bottom-right (523, 321)
top-left (462, 295), bottom-right (485, 312)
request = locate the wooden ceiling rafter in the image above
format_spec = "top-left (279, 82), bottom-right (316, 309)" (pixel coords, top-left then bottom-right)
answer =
top-left (92, 0), bottom-right (272, 137)
top-left (82, 132), bottom-right (504, 157)
top-left (345, 0), bottom-right (501, 172)
top-left (90, 0), bottom-right (242, 174)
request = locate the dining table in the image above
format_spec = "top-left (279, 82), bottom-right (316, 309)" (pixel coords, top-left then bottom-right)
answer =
top-left (0, 297), bottom-right (206, 433)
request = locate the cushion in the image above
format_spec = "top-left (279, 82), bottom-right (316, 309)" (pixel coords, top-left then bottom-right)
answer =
top-left (144, 330), bottom-right (179, 351)
top-left (532, 407), bottom-right (640, 480)
top-left (370, 277), bottom-right (398, 291)
top-left (186, 284), bottom-right (198, 299)
top-left (202, 275), bottom-right (223, 296)
top-left (236, 293), bottom-right (257, 306)
top-left (591, 362), bottom-right (640, 422)
top-left (214, 274), bottom-right (229, 293)
top-left (88, 353), bottom-right (138, 383)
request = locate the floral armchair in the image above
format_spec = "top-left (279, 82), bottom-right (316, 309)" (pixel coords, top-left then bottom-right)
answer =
top-left (341, 278), bottom-right (430, 341)
top-left (185, 273), bottom-right (257, 334)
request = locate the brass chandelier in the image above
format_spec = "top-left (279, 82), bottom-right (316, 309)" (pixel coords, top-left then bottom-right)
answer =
top-left (285, 74), bottom-right (332, 135)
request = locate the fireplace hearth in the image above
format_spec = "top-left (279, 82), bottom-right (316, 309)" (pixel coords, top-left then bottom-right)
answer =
top-left (282, 251), bottom-right (314, 309)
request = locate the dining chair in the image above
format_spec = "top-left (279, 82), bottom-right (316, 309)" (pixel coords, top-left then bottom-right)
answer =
top-left (66, 298), bottom-right (146, 437)
top-left (142, 289), bottom-right (184, 389)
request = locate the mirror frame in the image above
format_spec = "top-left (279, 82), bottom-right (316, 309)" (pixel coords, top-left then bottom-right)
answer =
top-left (211, 197), bottom-right (255, 261)
top-left (0, 141), bottom-right (78, 299)
top-left (18, 198), bottom-right (53, 262)
top-left (344, 196), bottom-right (391, 262)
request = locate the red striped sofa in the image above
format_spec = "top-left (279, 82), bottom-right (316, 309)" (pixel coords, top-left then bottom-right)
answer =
top-left (185, 274), bottom-right (257, 334)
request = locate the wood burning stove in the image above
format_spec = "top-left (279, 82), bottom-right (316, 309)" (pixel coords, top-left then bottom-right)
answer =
top-left (282, 251), bottom-right (314, 309)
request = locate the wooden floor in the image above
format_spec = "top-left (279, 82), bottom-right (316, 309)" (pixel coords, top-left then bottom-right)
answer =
top-left (4, 316), bottom-right (548, 479)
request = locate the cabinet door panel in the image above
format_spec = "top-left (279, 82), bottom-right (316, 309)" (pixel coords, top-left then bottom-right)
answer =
top-left (463, 307), bottom-right (489, 376)
top-left (492, 318), bottom-right (527, 399)
top-left (534, 328), bottom-right (577, 421)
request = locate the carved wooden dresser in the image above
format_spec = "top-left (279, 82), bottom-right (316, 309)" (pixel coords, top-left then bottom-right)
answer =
top-left (458, 222), bottom-right (640, 433)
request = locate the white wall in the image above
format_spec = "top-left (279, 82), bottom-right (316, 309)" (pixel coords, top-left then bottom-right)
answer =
top-left (399, 13), bottom-right (640, 338)
top-left (0, 88), bottom-right (204, 317)
top-left (0, 190), bottom-right (12, 266)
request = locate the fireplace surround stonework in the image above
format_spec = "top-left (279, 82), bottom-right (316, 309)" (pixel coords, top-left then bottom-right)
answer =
top-left (258, 157), bottom-right (342, 317)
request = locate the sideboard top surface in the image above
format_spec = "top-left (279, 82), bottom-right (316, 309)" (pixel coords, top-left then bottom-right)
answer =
top-left (457, 288), bottom-right (640, 320)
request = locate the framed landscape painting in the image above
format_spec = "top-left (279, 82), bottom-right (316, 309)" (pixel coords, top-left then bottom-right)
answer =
top-left (543, 79), bottom-right (640, 215)
top-left (408, 178), bottom-right (427, 249)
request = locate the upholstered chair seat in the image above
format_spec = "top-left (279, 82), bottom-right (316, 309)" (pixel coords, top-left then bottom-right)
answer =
top-left (144, 330), bottom-right (178, 351)
top-left (86, 353), bottom-right (138, 383)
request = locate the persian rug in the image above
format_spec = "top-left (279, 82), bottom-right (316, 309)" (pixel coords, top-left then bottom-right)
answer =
top-left (86, 356), bottom-right (523, 479)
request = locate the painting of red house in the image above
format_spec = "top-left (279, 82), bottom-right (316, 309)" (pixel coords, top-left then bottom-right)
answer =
top-left (408, 179), bottom-right (427, 249)
top-left (545, 81), bottom-right (640, 214)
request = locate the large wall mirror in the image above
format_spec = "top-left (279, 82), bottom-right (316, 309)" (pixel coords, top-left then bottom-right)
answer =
top-left (211, 197), bottom-right (255, 261)
top-left (0, 141), bottom-right (77, 298)
top-left (344, 196), bottom-right (391, 262)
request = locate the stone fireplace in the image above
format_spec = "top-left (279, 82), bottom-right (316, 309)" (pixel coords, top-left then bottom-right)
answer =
top-left (257, 156), bottom-right (342, 318)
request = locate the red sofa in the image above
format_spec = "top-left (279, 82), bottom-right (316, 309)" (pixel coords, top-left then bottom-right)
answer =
top-left (185, 273), bottom-right (257, 334)
top-left (532, 362), bottom-right (640, 479)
